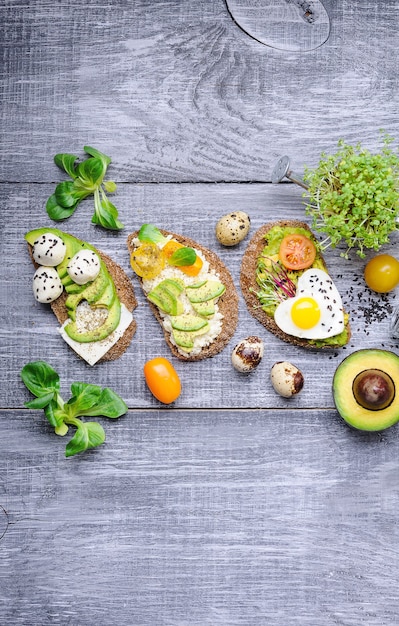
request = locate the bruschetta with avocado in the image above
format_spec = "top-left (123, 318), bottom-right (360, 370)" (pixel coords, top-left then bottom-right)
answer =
top-left (127, 224), bottom-right (239, 361)
top-left (25, 227), bottom-right (137, 365)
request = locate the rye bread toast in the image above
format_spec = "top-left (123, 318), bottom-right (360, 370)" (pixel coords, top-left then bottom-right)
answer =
top-left (127, 229), bottom-right (239, 361)
top-left (27, 243), bottom-right (137, 363)
top-left (240, 220), bottom-right (351, 350)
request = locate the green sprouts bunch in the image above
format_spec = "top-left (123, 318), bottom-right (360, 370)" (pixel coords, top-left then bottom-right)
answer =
top-left (303, 134), bottom-right (399, 258)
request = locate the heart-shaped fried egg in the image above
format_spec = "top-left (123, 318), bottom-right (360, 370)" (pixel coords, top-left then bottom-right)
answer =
top-left (274, 268), bottom-right (345, 339)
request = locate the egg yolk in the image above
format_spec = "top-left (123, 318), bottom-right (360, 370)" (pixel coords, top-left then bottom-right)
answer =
top-left (290, 297), bottom-right (321, 329)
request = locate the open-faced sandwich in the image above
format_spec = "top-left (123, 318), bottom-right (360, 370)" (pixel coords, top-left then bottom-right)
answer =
top-left (240, 220), bottom-right (351, 349)
top-left (25, 227), bottom-right (137, 365)
top-left (127, 224), bottom-right (239, 360)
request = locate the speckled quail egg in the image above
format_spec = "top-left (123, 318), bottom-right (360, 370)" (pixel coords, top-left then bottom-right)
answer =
top-left (32, 232), bottom-right (66, 266)
top-left (67, 250), bottom-right (101, 285)
top-left (216, 211), bottom-right (250, 246)
top-left (270, 361), bottom-right (304, 398)
top-left (33, 266), bottom-right (63, 303)
top-left (231, 336), bottom-right (264, 373)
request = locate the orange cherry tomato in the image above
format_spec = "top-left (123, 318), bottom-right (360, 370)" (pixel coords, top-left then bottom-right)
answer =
top-left (364, 254), bottom-right (399, 293)
top-left (130, 243), bottom-right (165, 279)
top-left (279, 233), bottom-right (316, 270)
top-left (144, 357), bottom-right (182, 404)
top-left (162, 240), bottom-right (203, 276)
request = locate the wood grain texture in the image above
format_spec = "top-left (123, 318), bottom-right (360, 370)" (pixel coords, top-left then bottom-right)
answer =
top-left (1, 0), bottom-right (398, 182)
top-left (1, 1), bottom-right (399, 624)
top-left (1, 408), bottom-right (399, 626)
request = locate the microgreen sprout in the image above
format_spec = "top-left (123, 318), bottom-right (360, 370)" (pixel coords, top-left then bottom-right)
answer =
top-left (252, 257), bottom-right (296, 310)
top-left (21, 361), bottom-right (128, 457)
top-left (46, 146), bottom-right (124, 230)
top-left (303, 133), bottom-right (399, 258)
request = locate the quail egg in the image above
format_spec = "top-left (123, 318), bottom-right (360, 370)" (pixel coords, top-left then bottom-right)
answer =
top-left (216, 211), bottom-right (250, 246)
top-left (231, 336), bottom-right (264, 373)
top-left (270, 361), bottom-right (304, 398)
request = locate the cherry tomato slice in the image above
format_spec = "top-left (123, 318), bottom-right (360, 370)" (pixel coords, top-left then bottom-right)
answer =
top-left (279, 233), bottom-right (316, 270)
top-left (130, 243), bottom-right (165, 279)
top-left (144, 357), bottom-right (182, 404)
top-left (364, 254), bottom-right (399, 293)
top-left (162, 240), bottom-right (203, 276)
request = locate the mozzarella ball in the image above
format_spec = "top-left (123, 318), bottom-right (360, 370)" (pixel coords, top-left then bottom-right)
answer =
top-left (67, 250), bottom-right (101, 285)
top-left (33, 266), bottom-right (63, 303)
top-left (270, 361), bottom-right (304, 398)
top-left (32, 233), bottom-right (66, 266)
top-left (216, 211), bottom-right (250, 246)
top-left (231, 336), bottom-right (264, 373)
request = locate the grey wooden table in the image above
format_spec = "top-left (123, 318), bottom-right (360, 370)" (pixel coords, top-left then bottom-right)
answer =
top-left (1, 1), bottom-right (399, 625)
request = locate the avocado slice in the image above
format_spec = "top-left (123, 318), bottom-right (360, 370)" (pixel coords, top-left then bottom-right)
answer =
top-left (170, 314), bottom-right (209, 332)
top-left (191, 300), bottom-right (215, 317)
top-left (186, 280), bottom-right (225, 303)
top-left (333, 349), bottom-right (399, 431)
top-left (66, 276), bottom-right (115, 320)
top-left (64, 297), bottom-right (121, 343)
top-left (172, 323), bottom-right (210, 350)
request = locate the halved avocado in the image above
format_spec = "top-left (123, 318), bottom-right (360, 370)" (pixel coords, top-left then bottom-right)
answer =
top-left (333, 349), bottom-right (399, 431)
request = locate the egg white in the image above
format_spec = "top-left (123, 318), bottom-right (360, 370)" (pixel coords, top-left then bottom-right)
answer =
top-left (274, 268), bottom-right (345, 339)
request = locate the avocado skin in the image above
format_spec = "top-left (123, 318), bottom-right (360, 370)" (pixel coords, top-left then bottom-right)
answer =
top-left (333, 349), bottom-right (399, 431)
top-left (25, 227), bottom-right (120, 343)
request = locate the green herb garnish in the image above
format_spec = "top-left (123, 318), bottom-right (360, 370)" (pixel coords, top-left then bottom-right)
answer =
top-left (138, 223), bottom-right (197, 267)
top-left (303, 133), bottom-right (399, 258)
top-left (46, 146), bottom-right (124, 230)
top-left (21, 361), bottom-right (127, 457)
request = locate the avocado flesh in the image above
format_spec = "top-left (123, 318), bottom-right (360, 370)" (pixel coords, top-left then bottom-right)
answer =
top-left (191, 300), bottom-right (215, 317)
top-left (66, 276), bottom-right (115, 320)
top-left (148, 282), bottom-right (184, 316)
top-left (170, 314), bottom-right (209, 332)
top-left (333, 349), bottom-right (399, 431)
top-left (172, 324), bottom-right (210, 349)
top-left (64, 297), bottom-right (121, 343)
top-left (25, 227), bottom-right (120, 343)
top-left (186, 280), bottom-right (225, 303)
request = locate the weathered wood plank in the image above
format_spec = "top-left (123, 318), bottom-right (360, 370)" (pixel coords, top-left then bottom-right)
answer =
top-left (1, 182), bottom-right (398, 410)
top-left (1, 0), bottom-right (398, 182)
top-left (1, 408), bottom-right (399, 626)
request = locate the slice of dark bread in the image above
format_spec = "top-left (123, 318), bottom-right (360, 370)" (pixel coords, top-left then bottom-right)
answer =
top-left (28, 246), bottom-right (137, 363)
top-left (127, 229), bottom-right (239, 361)
top-left (240, 220), bottom-right (351, 350)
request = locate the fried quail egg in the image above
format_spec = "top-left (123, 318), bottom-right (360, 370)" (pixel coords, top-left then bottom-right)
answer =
top-left (274, 268), bottom-right (345, 339)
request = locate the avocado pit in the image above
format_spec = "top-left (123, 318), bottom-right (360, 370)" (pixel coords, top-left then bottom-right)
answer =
top-left (352, 369), bottom-right (395, 411)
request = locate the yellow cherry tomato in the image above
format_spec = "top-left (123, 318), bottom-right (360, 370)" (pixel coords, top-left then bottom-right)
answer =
top-left (364, 254), bottom-right (399, 293)
top-left (130, 243), bottom-right (165, 279)
top-left (144, 357), bottom-right (182, 404)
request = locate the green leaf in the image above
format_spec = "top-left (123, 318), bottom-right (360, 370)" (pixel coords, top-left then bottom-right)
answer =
top-left (138, 224), bottom-right (167, 245)
top-left (77, 387), bottom-right (128, 419)
top-left (46, 193), bottom-right (78, 221)
top-left (92, 189), bottom-right (124, 230)
top-left (65, 420), bottom-right (105, 457)
top-left (45, 402), bottom-right (66, 430)
top-left (168, 247), bottom-right (196, 267)
top-left (83, 146), bottom-right (111, 167)
top-left (66, 382), bottom-right (102, 415)
top-left (54, 153), bottom-right (79, 179)
top-left (21, 361), bottom-right (60, 399)
top-left (54, 180), bottom-right (84, 208)
top-left (76, 157), bottom-right (107, 189)
top-left (25, 393), bottom-right (55, 410)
